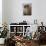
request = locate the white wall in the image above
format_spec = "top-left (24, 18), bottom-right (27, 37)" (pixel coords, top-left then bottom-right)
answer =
top-left (0, 0), bottom-right (2, 27)
top-left (33, 0), bottom-right (46, 26)
top-left (2, 0), bottom-right (8, 24)
top-left (7, 0), bottom-right (33, 24)
top-left (2, 0), bottom-right (46, 26)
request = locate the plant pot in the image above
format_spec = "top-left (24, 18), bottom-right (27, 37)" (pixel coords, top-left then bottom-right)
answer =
top-left (0, 38), bottom-right (5, 44)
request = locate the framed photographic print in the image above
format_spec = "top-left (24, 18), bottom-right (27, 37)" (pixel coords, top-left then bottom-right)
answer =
top-left (23, 3), bottom-right (32, 16)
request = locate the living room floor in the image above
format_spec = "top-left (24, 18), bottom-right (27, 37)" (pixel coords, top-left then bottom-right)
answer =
top-left (0, 44), bottom-right (46, 46)
top-left (40, 45), bottom-right (46, 46)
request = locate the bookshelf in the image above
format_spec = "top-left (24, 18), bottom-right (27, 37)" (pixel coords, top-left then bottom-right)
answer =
top-left (9, 25), bottom-right (31, 37)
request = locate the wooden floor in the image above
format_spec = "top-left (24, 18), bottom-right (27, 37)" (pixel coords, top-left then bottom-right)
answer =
top-left (0, 44), bottom-right (4, 46)
top-left (40, 45), bottom-right (46, 46)
top-left (0, 44), bottom-right (46, 46)
top-left (31, 40), bottom-right (46, 46)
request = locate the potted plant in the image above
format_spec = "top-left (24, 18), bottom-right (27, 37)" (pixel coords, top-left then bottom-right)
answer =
top-left (0, 23), bottom-right (9, 44)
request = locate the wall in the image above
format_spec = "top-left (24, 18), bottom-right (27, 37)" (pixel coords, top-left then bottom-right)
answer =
top-left (2, 0), bottom-right (8, 25)
top-left (33, 0), bottom-right (46, 26)
top-left (7, 0), bottom-right (33, 24)
top-left (2, 0), bottom-right (46, 26)
top-left (0, 0), bottom-right (2, 27)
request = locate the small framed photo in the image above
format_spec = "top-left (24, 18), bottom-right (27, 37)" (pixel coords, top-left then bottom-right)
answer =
top-left (23, 3), bottom-right (32, 16)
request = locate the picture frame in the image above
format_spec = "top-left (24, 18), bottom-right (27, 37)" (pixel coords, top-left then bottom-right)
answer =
top-left (23, 3), bottom-right (32, 16)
